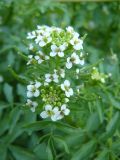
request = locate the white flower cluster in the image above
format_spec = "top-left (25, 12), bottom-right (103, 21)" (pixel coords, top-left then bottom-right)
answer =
top-left (40, 104), bottom-right (70, 121)
top-left (27, 26), bottom-right (84, 68)
top-left (26, 25), bottom-right (85, 121)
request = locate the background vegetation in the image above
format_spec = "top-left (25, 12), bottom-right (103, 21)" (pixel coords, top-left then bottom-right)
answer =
top-left (0, 0), bottom-right (120, 160)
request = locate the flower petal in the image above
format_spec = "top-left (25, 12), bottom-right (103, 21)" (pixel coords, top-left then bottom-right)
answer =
top-left (61, 104), bottom-right (66, 110)
top-left (58, 52), bottom-right (64, 57)
top-left (51, 44), bottom-right (57, 51)
top-left (40, 111), bottom-right (49, 118)
top-left (66, 62), bottom-right (72, 69)
top-left (34, 90), bottom-right (40, 97)
top-left (69, 88), bottom-right (74, 96)
top-left (45, 104), bottom-right (52, 111)
top-left (61, 84), bottom-right (65, 91)
top-left (39, 41), bottom-right (46, 47)
top-left (27, 91), bottom-right (33, 98)
top-left (35, 82), bottom-right (41, 88)
top-left (64, 108), bottom-right (70, 115)
top-left (31, 107), bottom-right (36, 112)
top-left (50, 51), bottom-right (57, 57)
top-left (64, 80), bottom-right (70, 87)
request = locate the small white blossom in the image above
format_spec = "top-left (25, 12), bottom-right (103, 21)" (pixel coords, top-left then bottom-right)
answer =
top-left (57, 104), bottom-right (70, 120)
top-left (35, 51), bottom-right (49, 64)
top-left (28, 43), bottom-right (34, 50)
top-left (53, 73), bottom-right (59, 83)
top-left (79, 52), bottom-right (85, 65)
top-left (61, 80), bottom-right (73, 97)
top-left (35, 35), bottom-right (52, 47)
top-left (40, 104), bottom-right (60, 121)
top-left (61, 104), bottom-right (70, 115)
top-left (45, 74), bottom-right (52, 83)
top-left (54, 69), bottom-right (65, 78)
top-left (26, 99), bottom-right (38, 112)
top-left (66, 26), bottom-right (79, 38)
top-left (66, 52), bottom-right (81, 69)
top-left (27, 31), bottom-right (36, 39)
top-left (70, 37), bottom-right (83, 50)
top-left (66, 26), bottom-right (74, 33)
top-left (50, 44), bottom-right (66, 57)
top-left (27, 81), bottom-right (41, 98)
top-left (51, 27), bottom-right (62, 33)
top-left (45, 73), bottom-right (59, 83)
top-left (27, 55), bottom-right (33, 65)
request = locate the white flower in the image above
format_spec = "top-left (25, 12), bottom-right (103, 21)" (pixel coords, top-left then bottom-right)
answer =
top-left (35, 51), bottom-right (49, 64)
top-left (40, 105), bottom-right (60, 121)
top-left (70, 37), bottom-right (83, 50)
top-left (53, 73), bottom-right (59, 83)
top-left (45, 74), bottom-right (52, 83)
top-left (37, 25), bottom-right (51, 36)
top-left (26, 99), bottom-right (38, 112)
top-left (66, 26), bottom-right (79, 38)
top-left (50, 44), bottom-right (66, 57)
top-left (27, 55), bottom-right (33, 65)
top-left (35, 35), bottom-right (52, 47)
top-left (66, 26), bottom-right (74, 33)
top-left (28, 43), bottom-right (34, 50)
top-left (54, 69), bottom-right (65, 78)
top-left (51, 27), bottom-right (62, 33)
top-left (61, 104), bottom-right (70, 115)
top-left (57, 104), bottom-right (70, 120)
top-left (79, 52), bottom-right (85, 65)
top-left (27, 81), bottom-right (41, 98)
top-left (59, 69), bottom-right (65, 78)
top-left (45, 73), bottom-right (59, 83)
top-left (66, 52), bottom-right (81, 69)
top-left (61, 80), bottom-right (73, 97)
top-left (27, 31), bottom-right (36, 39)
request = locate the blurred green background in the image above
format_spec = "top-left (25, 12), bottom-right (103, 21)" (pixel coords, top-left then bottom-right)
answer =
top-left (0, 1), bottom-right (120, 160)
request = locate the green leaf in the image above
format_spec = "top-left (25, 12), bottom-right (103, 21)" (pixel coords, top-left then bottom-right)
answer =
top-left (34, 143), bottom-right (48, 160)
top-left (96, 101), bottom-right (104, 123)
top-left (108, 93), bottom-right (120, 110)
top-left (46, 145), bottom-right (54, 160)
top-left (3, 83), bottom-right (13, 103)
top-left (23, 121), bottom-right (51, 132)
top-left (71, 140), bottom-right (97, 160)
top-left (9, 145), bottom-right (37, 160)
top-left (24, 121), bottom-right (75, 133)
top-left (95, 150), bottom-right (109, 160)
top-left (46, 137), bottom-right (55, 160)
top-left (8, 107), bottom-right (22, 133)
top-left (86, 112), bottom-right (100, 132)
top-left (0, 115), bottom-right (9, 136)
top-left (106, 111), bottom-right (120, 134)
top-left (100, 112), bottom-right (120, 140)
top-left (0, 144), bottom-right (7, 160)
top-left (2, 124), bottom-right (24, 144)
top-left (54, 135), bottom-right (69, 153)
top-left (112, 140), bottom-right (120, 153)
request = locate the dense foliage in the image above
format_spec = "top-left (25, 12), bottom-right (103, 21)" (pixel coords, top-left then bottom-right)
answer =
top-left (0, 1), bottom-right (120, 160)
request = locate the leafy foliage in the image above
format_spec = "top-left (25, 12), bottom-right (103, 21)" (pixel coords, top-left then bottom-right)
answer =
top-left (0, 1), bottom-right (120, 160)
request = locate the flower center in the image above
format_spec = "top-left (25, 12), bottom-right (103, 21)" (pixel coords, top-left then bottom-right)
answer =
top-left (41, 85), bottom-right (66, 107)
